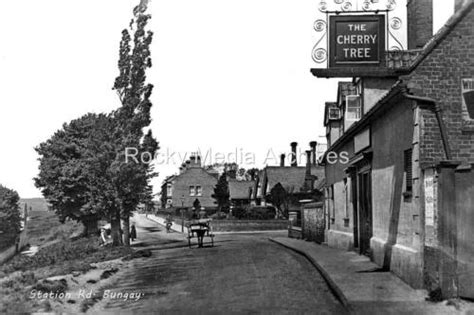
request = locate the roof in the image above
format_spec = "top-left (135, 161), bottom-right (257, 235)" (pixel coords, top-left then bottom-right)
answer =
top-left (324, 80), bottom-right (408, 154)
top-left (264, 166), bottom-right (323, 193)
top-left (312, 166), bottom-right (326, 190)
top-left (408, 0), bottom-right (474, 72)
top-left (228, 180), bottom-right (255, 200)
top-left (323, 1), bottom-right (474, 155)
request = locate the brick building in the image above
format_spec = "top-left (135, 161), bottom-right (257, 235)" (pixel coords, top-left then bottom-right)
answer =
top-left (160, 155), bottom-right (218, 209)
top-left (313, 0), bottom-right (474, 298)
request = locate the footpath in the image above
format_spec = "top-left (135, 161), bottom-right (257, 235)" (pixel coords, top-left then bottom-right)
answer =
top-left (270, 237), bottom-right (474, 314)
top-left (146, 214), bottom-right (287, 235)
top-left (146, 214), bottom-right (184, 232)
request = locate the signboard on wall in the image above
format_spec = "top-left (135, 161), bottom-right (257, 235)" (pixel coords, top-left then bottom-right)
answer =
top-left (329, 15), bottom-right (385, 67)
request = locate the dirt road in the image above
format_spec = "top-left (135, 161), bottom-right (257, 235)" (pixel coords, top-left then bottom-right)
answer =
top-left (89, 214), bottom-right (346, 314)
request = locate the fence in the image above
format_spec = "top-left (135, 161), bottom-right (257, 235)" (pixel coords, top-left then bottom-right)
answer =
top-left (301, 202), bottom-right (325, 243)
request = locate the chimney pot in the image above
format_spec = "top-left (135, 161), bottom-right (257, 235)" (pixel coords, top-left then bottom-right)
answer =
top-left (280, 154), bottom-right (286, 167)
top-left (304, 150), bottom-right (313, 191)
top-left (310, 141), bottom-right (318, 166)
top-left (290, 142), bottom-right (298, 167)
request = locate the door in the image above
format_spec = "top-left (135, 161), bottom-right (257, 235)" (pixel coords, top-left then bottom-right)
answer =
top-left (358, 170), bottom-right (372, 256)
top-left (351, 173), bottom-right (359, 249)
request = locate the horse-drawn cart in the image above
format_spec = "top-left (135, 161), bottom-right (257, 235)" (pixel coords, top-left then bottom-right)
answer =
top-left (186, 219), bottom-right (215, 248)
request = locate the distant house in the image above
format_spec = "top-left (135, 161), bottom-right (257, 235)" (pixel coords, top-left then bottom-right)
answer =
top-left (228, 179), bottom-right (255, 207)
top-left (252, 142), bottom-right (325, 209)
top-left (160, 155), bottom-right (218, 209)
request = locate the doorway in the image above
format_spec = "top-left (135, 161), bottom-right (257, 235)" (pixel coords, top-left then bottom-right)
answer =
top-left (358, 170), bottom-right (372, 256)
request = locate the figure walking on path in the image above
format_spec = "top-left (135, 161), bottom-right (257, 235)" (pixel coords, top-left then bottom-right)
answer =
top-left (130, 224), bottom-right (137, 242)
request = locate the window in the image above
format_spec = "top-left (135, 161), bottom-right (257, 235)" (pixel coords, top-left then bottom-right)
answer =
top-left (462, 78), bottom-right (474, 120)
top-left (196, 186), bottom-right (202, 196)
top-left (189, 186), bottom-right (195, 196)
top-left (329, 107), bottom-right (341, 120)
top-left (404, 149), bottom-right (413, 192)
top-left (346, 95), bottom-right (361, 121)
top-left (166, 184), bottom-right (172, 196)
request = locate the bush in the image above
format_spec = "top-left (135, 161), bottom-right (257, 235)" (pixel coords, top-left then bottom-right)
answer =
top-left (231, 206), bottom-right (276, 220)
top-left (0, 236), bottom-right (131, 276)
top-left (0, 185), bottom-right (22, 250)
top-left (33, 278), bottom-right (68, 295)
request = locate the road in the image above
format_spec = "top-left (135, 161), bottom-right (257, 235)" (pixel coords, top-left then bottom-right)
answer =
top-left (89, 214), bottom-right (347, 314)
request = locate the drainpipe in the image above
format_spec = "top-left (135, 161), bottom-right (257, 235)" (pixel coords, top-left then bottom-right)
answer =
top-left (404, 94), bottom-right (452, 160)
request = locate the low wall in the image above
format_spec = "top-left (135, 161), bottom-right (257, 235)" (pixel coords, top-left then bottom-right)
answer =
top-left (211, 220), bottom-right (288, 232)
top-left (288, 226), bottom-right (302, 239)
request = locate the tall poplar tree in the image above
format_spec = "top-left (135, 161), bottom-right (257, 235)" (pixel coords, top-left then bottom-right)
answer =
top-left (111, 1), bottom-right (158, 246)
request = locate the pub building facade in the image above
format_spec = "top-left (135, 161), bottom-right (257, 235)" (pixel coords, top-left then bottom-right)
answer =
top-left (313, 0), bottom-right (474, 298)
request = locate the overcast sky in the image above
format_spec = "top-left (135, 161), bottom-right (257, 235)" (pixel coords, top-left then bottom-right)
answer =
top-left (0, 0), bottom-right (454, 198)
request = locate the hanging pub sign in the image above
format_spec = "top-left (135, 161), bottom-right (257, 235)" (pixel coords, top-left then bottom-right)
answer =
top-left (329, 15), bottom-right (385, 67)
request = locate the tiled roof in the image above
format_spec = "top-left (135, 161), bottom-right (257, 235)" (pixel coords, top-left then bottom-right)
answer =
top-left (228, 180), bottom-right (255, 199)
top-left (265, 166), bottom-right (323, 193)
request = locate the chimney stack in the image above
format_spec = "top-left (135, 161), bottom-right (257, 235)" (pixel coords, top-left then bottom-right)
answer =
top-left (304, 150), bottom-right (314, 191)
top-left (407, 0), bottom-right (433, 49)
top-left (280, 154), bottom-right (286, 167)
top-left (196, 155), bottom-right (202, 167)
top-left (290, 142), bottom-right (298, 167)
top-left (309, 141), bottom-right (318, 166)
top-left (305, 150), bottom-right (312, 176)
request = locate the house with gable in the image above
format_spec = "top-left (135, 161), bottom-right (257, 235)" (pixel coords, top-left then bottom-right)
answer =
top-left (160, 154), bottom-right (218, 209)
top-left (313, 0), bottom-right (474, 298)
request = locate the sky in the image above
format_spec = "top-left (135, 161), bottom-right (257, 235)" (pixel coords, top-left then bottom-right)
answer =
top-left (0, 0), bottom-right (454, 198)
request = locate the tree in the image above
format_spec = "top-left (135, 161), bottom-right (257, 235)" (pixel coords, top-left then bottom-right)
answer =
top-left (111, 3), bottom-right (158, 246)
top-left (267, 183), bottom-right (291, 219)
top-left (212, 174), bottom-right (230, 215)
top-left (224, 163), bottom-right (238, 179)
top-left (34, 113), bottom-right (117, 236)
top-left (244, 168), bottom-right (259, 181)
top-left (0, 185), bottom-right (22, 249)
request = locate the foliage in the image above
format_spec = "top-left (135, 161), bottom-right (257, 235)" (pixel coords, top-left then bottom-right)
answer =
top-left (212, 173), bottom-right (230, 212)
top-left (244, 168), bottom-right (259, 181)
top-left (34, 113), bottom-right (117, 235)
top-left (34, 2), bottom-right (158, 246)
top-left (231, 206), bottom-right (276, 220)
top-left (24, 210), bottom-right (81, 247)
top-left (0, 185), bottom-right (21, 249)
top-left (267, 183), bottom-right (290, 219)
top-left (110, 5), bottom-right (158, 246)
top-left (0, 237), bottom-right (131, 276)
